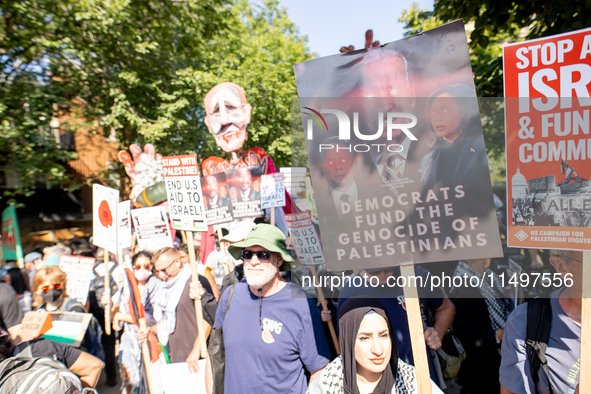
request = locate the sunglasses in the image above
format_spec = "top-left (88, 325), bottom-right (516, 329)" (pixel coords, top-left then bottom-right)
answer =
top-left (134, 263), bottom-right (152, 271)
top-left (241, 249), bottom-right (273, 261)
top-left (40, 283), bottom-right (62, 293)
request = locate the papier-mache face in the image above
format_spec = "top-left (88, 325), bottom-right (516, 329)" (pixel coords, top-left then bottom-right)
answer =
top-left (204, 82), bottom-right (252, 154)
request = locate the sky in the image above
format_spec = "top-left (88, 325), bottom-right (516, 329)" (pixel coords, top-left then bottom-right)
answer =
top-left (278, 0), bottom-right (435, 58)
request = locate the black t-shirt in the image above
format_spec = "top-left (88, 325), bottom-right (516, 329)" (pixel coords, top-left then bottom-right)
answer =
top-left (169, 275), bottom-right (217, 363)
top-left (0, 283), bottom-right (23, 329)
top-left (21, 338), bottom-right (82, 368)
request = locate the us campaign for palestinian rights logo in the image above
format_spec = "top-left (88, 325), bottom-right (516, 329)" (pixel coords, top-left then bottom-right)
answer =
top-left (515, 230), bottom-right (529, 242)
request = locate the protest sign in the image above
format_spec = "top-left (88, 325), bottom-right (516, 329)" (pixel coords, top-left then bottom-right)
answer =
top-left (261, 173), bottom-right (286, 209)
top-left (20, 312), bottom-right (53, 340)
top-left (285, 211), bottom-right (324, 265)
top-left (504, 27), bottom-right (591, 251)
top-left (1, 205), bottom-right (23, 262)
top-left (294, 20), bottom-right (502, 272)
top-left (160, 361), bottom-right (206, 394)
top-left (161, 154), bottom-right (207, 232)
top-left (58, 255), bottom-right (95, 305)
top-left (118, 200), bottom-right (133, 249)
top-left (200, 172), bottom-right (234, 225)
top-left (131, 206), bottom-right (173, 252)
top-left (92, 184), bottom-right (119, 255)
top-left (225, 167), bottom-right (263, 218)
top-left (42, 312), bottom-right (93, 348)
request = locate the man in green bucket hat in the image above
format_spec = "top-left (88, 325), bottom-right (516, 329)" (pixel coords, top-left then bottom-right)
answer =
top-left (202, 223), bottom-right (330, 394)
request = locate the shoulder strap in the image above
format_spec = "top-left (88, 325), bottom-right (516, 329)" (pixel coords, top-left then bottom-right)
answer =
top-left (526, 297), bottom-right (553, 394)
top-left (13, 342), bottom-right (33, 358)
top-left (224, 284), bottom-right (236, 318)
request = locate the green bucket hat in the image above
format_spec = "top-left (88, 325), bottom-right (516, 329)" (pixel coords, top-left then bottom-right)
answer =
top-left (228, 224), bottom-right (293, 267)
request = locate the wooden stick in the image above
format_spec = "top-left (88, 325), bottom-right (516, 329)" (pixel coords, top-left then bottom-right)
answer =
top-left (103, 248), bottom-right (111, 336)
top-left (400, 262), bottom-right (432, 394)
top-left (579, 251), bottom-right (591, 392)
top-left (271, 207), bottom-right (276, 226)
top-left (139, 317), bottom-right (153, 394)
top-left (181, 230), bottom-right (188, 245)
top-left (309, 265), bottom-right (340, 356)
top-left (185, 230), bottom-right (208, 359)
top-left (217, 228), bottom-right (229, 276)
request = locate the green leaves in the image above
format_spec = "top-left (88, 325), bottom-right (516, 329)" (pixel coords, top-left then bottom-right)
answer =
top-left (2, 0), bottom-right (312, 199)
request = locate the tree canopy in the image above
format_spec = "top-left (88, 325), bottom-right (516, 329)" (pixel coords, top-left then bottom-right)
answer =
top-left (0, 0), bottom-right (312, 198)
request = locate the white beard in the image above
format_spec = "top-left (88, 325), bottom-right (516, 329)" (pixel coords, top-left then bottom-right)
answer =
top-left (244, 261), bottom-right (278, 289)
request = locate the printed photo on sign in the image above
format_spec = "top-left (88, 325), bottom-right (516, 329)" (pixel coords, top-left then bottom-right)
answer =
top-left (131, 206), bottom-right (174, 252)
top-left (161, 154), bottom-right (207, 232)
top-left (92, 184), bottom-right (119, 255)
top-left (200, 172), bottom-right (234, 225)
top-left (504, 27), bottom-right (591, 251)
top-left (261, 172), bottom-right (286, 209)
top-left (58, 255), bottom-right (95, 305)
top-left (225, 167), bottom-right (264, 218)
top-left (294, 21), bottom-right (502, 271)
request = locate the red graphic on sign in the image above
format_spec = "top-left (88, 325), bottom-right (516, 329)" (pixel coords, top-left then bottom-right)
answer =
top-left (99, 200), bottom-right (113, 227)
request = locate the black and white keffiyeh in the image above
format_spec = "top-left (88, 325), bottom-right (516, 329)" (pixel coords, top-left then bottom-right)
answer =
top-left (307, 357), bottom-right (423, 394)
top-left (452, 261), bottom-right (513, 330)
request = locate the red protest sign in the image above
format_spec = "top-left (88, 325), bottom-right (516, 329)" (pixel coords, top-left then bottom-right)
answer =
top-left (504, 27), bottom-right (591, 250)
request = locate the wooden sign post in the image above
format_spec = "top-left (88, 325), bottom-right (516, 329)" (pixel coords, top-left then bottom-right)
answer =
top-left (103, 248), bottom-right (111, 336)
top-left (400, 261), bottom-right (432, 394)
top-left (139, 316), bottom-right (154, 394)
top-left (185, 230), bottom-right (208, 359)
top-left (309, 265), bottom-right (340, 356)
top-left (579, 251), bottom-right (591, 392)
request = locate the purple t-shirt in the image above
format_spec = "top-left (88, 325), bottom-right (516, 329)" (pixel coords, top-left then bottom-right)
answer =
top-left (214, 281), bottom-right (330, 394)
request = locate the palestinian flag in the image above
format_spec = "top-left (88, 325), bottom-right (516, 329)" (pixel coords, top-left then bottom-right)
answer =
top-left (123, 268), bottom-right (167, 394)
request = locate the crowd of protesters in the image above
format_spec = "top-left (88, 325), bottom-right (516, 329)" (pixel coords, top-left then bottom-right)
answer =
top-left (0, 218), bottom-right (582, 394)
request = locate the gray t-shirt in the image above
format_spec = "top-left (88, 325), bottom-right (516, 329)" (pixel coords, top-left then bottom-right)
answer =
top-left (500, 290), bottom-right (580, 394)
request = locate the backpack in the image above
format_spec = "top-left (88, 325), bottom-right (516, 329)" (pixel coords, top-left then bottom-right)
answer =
top-left (526, 297), bottom-right (553, 394)
top-left (89, 263), bottom-right (119, 308)
top-left (0, 343), bottom-right (83, 394)
top-left (62, 299), bottom-right (105, 362)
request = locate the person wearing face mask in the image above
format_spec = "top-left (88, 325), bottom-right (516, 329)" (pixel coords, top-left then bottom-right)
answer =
top-left (32, 266), bottom-right (85, 314)
top-left (103, 250), bottom-right (163, 393)
top-left (32, 267), bottom-right (106, 366)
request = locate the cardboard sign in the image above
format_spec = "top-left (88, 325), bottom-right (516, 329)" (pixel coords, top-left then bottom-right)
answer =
top-left (285, 211), bottom-right (325, 265)
top-left (261, 173), bottom-right (286, 209)
top-left (92, 184), bottom-right (119, 254)
top-left (504, 27), bottom-right (591, 251)
top-left (42, 312), bottom-right (93, 348)
top-left (1, 205), bottom-right (23, 261)
top-left (20, 312), bottom-right (53, 339)
top-left (294, 21), bottom-right (502, 271)
top-left (161, 155), bottom-right (207, 232)
top-left (118, 200), bottom-right (133, 249)
top-left (131, 206), bottom-right (173, 252)
top-left (58, 255), bottom-right (95, 305)
top-left (200, 172), bottom-right (234, 225)
top-left (225, 167), bottom-right (264, 218)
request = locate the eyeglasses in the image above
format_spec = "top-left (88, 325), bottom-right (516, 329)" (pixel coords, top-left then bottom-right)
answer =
top-left (40, 283), bottom-right (62, 293)
top-left (241, 249), bottom-right (273, 261)
top-left (134, 263), bottom-right (152, 271)
top-left (155, 258), bottom-right (179, 276)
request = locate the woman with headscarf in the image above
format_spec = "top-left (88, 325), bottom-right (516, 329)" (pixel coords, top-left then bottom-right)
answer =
top-left (307, 297), bottom-right (442, 394)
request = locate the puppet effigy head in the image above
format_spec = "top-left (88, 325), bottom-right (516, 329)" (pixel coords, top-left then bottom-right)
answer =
top-left (204, 82), bottom-right (252, 154)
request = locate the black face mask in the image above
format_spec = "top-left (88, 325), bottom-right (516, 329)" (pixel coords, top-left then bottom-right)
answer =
top-left (41, 288), bottom-right (63, 303)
